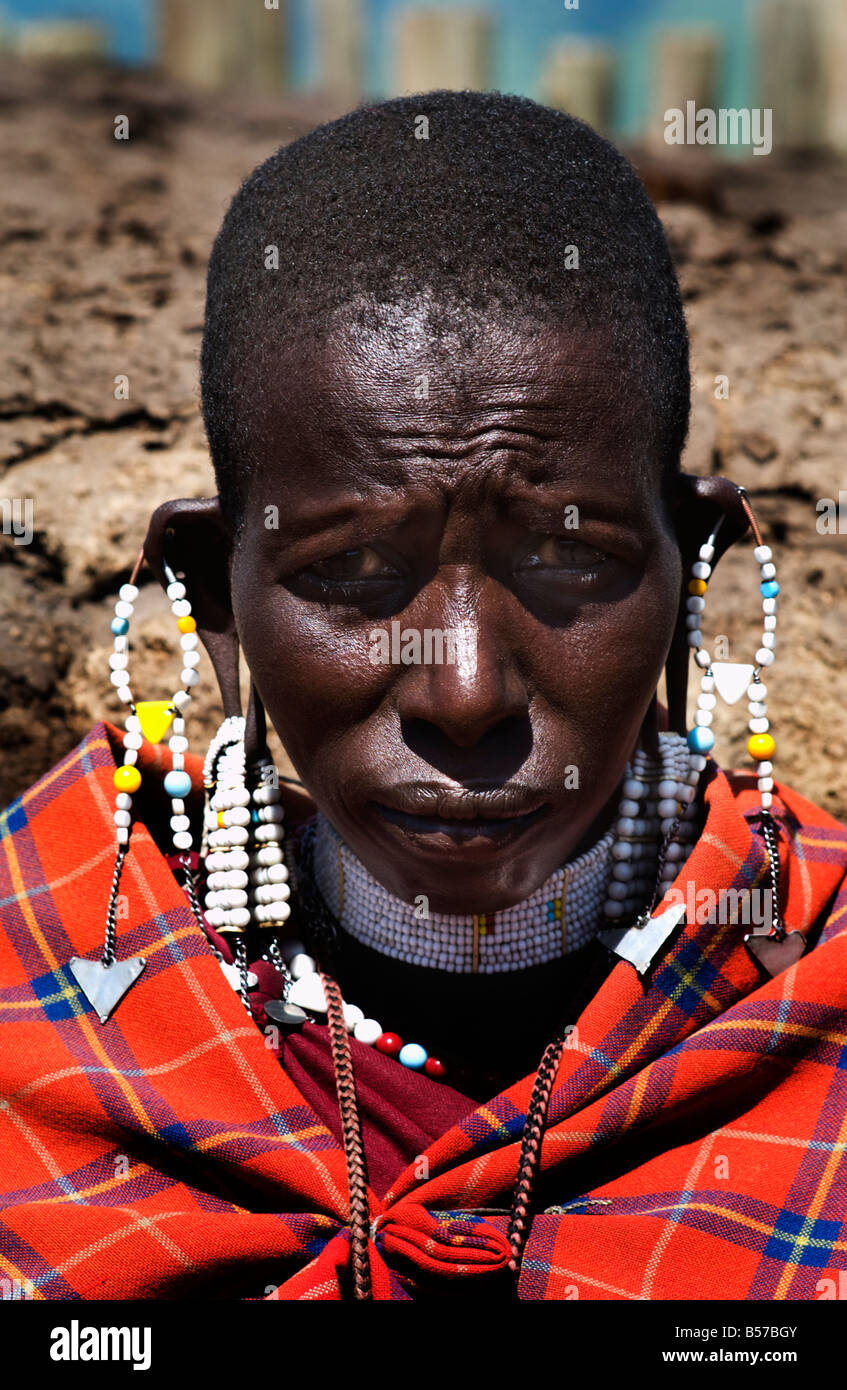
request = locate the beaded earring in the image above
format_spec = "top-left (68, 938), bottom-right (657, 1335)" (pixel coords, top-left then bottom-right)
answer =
top-left (69, 551), bottom-right (202, 1022)
top-left (198, 714), bottom-right (292, 1009)
top-left (683, 485), bottom-right (804, 971)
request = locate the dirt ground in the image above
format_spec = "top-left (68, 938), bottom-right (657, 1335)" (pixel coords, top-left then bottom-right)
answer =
top-left (2, 60), bottom-right (846, 819)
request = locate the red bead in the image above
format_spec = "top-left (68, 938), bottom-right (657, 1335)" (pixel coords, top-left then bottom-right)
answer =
top-left (424, 1056), bottom-right (446, 1079)
top-left (376, 1032), bottom-right (403, 1056)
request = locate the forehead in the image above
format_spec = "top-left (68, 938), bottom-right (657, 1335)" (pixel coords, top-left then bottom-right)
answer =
top-left (247, 309), bottom-right (659, 514)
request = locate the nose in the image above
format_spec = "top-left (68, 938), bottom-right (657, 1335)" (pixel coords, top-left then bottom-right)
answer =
top-left (393, 581), bottom-right (530, 752)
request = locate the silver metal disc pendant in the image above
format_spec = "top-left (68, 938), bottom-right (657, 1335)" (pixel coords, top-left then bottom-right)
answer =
top-left (598, 901), bottom-right (687, 977)
top-left (68, 956), bottom-right (147, 1024)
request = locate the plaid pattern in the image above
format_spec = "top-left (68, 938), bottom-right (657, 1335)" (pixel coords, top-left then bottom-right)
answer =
top-left (1, 721), bottom-right (846, 1300)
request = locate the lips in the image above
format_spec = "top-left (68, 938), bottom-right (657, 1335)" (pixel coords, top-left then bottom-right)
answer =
top-left (370, 782), bottom-right (550, 845)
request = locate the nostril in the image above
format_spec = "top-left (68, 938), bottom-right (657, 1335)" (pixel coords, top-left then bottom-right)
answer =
top-left (400, 714), bottom-right (533, 776)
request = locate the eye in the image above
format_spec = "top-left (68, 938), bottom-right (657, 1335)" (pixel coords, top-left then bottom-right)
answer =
top-left (516, 537), bottom-right (607, 572)
top-left (307, 546), bottom-right (400, 583)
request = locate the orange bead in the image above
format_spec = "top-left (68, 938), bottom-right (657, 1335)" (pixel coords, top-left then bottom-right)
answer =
top-left (688, 579), bottom-right (707, 596)
top-left (177, 615), bottom-right (196, 633)
top-left (114, 765), bottom-right (142, 794)
top-left (748, 733), bottom-right (775, 761)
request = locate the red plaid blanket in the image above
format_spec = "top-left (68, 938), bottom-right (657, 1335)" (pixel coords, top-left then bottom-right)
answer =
top-left (1, 721), bottom-right (846, 1300)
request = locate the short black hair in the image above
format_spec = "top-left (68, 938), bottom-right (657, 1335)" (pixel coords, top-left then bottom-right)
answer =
top-left (201, 89), bottom-right (689, 527)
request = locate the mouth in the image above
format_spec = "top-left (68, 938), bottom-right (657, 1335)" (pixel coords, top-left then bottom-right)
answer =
top-left (370, 783), bottom-right (551, 847)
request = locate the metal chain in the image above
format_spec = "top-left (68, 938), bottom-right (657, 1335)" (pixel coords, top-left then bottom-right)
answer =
top-left (102, 845), bottom-right (129, 967)
top-left (758, 809), bottom-right (783, 937)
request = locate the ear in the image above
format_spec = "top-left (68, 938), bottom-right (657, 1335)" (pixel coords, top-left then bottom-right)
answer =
top-left (664, 475), bottom-right (752, 735)
top-left (143, 497), bottom-right (242, 719)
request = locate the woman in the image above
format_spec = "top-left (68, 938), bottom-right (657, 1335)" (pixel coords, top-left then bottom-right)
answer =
top-left (1, 91), bottom-right (846, 1302)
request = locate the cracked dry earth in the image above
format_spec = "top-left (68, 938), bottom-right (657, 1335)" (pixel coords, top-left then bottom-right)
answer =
top-left (2, 61), bottom-right (847, 824)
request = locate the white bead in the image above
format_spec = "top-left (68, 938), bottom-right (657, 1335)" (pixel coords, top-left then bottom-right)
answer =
top-left (289, 973), bottom-right (327, 1014)
top-left (618, 798), bottom-right (640, 817)
top-left (173, 831), bottom-right (193, 850)
top-left (181, 668), bottom-right (199, 687)
top-left (685, 614), bottom-right (701, 630)
top-left (182, 650), bottom-right (201, 669)
top-left (110, 670), bottom-right (128, 686)
top-left (761, 791), bottom-right (773, 809)
top-left (687, 630), bottom-right (702, 647)
top-left (109, 652), bottom-right (128, 670)
top-left (748, 682), bottom-right (767, 701)
top-left (170, 753), bottom-right (185, 771)
top-left (171, 599), bottom-right (192, 617)
top-left (170, 815), bottom-right (190, 832)
top-left (166, 581), bottom-right (186, 600)
top-left (762, 598), bottom-right (777, 616)
top-left (695, 650), bottom-right (711, 668)
top-left (762, 632), bottom-right (776, 649)
top-left (180, 632), bottom-right (198, 650)
top-left (764, 615), bottom-right (777, 632)
top-left (604, 901), bottom-right (626, 918)
top-left (699, 543), bottom-right (715, 562)
top-left (114, 600), bottom-right (134, 619)
top-left (267, 863), bottom-right (289, 883)
top-left (686, 596), bottom-right (705, 613)
top-left (657, 779), bottom-right (678, 797)
top-left (123, 749), bottom-right (138, 765)
top-left (265, 900), bottom-right (290, 921)
top-left (748, 702), bottom-right (767, 718)
top-left (116, 827), bottom-right (130, 845)
top-left (119, 583), bottom-right (139, 602)
top-left (115, 792), bottom-right (132, 810)
top-left (113, 636), bottom-right (128, 654)
top-left (169, 736), bottom-right (188, 754)
top-left (255, 845), bottom-right (283, 865)
top-left (695, 711), bottom-right (713, 727)
top-left (749, 718), bottom-right (770, 734)
top-left (658, 798), bottom-right (680, 816)
top-left (123, 732), bottom-right (142, 749)
top-left (622, 779), bottom-right (645, 798)
top-left (757, 760), bottom-right (773, 776)
top-left (690, 754), bottom-right (707, 771)
top-left (354, 1018), bottom-right (383, 1046)
top-left (754, 545), bottom-right (772, 564)
top-left (117, 685), bottom-right (133, 704)
top-left (172, 719), bottom-right (185, 735)
top-left (173, 690), bottom-right (191, 710)
top-left (226, 907), bottom-right (251, 929)
top-left (611, 841), bottom-right (633, 860)
top-left (258, 804), bottom-right (285, 823)
top-left (760, 562), bottom-right (776, 580)
top-left (124, 715), bottom-right (140, 733)
top-left (758, 777), bottom-right (774, 791)
top-left (224, 807), bottom-right (251, 826)
top-left (254, 824), bottom-right (283, 843)
top-left (342, 1003), bottom-right (364, 1031)
top-left (700, 675), bottom-right (715, 692)
top-left (756, 648), bottom-right (775, 666)
top-left (697, 693), bottom-right (716, 710)
top-left (289, 953), bottom-right (317, 979)
top-left (114, 810), bottom-right (131, 828)
top-left (616, 817), bottom-right (636, 836)
top-left (692, 561), bottom-right (711, 580)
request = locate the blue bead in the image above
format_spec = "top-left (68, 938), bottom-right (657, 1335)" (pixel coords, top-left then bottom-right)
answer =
top-left (111, 617), bottom-right (129, 636)
top-left (163, 770), bottom-right (192, 799)
top-left (761, 580), bottom-right (779, 599)
top-left (687, 726), bottom-right (715, 754)
top-left (398, 1042), bottom-right (428, 1070)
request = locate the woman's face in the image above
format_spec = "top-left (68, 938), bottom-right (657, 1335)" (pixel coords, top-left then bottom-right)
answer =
top-left (229, 314), bottom-right (683, 913)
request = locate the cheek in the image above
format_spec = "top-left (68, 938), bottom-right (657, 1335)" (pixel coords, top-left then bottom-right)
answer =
top-left (232, 579), bottom-right (390, 768)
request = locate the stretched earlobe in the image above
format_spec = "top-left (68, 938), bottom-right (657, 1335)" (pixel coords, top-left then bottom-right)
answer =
top-left (664, 475), bottom-right (752, 734)
top-left (143, 497), bottom-right (242, 719)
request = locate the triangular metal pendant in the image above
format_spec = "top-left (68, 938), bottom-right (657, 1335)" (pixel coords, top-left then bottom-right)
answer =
top-left (68, 955), bottom-right (146, 1024)
top-left (711, 662), bottom-right (755, 705)
top-left (599, 901), bottom-right (686, 976)
top-left (744, 930), bottom-right (805, 980)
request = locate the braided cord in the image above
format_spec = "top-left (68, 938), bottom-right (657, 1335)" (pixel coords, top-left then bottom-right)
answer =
top-left (102, 845), bottom-right (129, 967)
top-left (506, 1021), bottom-right (573, 1278)
top-left (759, 809), bottom-right (783, 937)
top-left (321, 970), bottom-right (372, 1300)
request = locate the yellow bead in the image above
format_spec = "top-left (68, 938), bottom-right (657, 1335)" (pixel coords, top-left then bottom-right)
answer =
top-left (748, 733), bottom-right (775, 761)
top-left (135, 700), bottom-right (175, 745)
top-left (688, 579), bottom-right (707, 596)
top-left (217, 811), bottom-right (226, 828)
top-left (114, 765), bottom-right (142, 793)
top-left (177, 615), bottom-right (196, 633)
